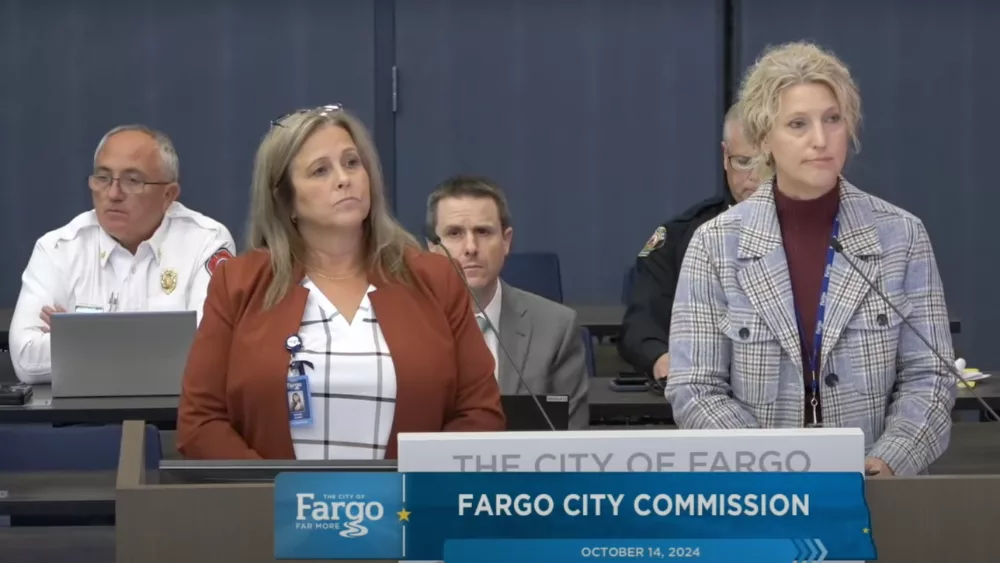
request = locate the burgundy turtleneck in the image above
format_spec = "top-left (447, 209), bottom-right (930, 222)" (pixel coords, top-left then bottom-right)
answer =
top-left (774, 182), bottom-right (840, 425)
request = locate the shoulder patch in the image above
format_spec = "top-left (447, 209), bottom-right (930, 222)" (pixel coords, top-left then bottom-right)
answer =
top-left (205, 246), bottom-right (234, 276)
top-left (638, 226), bottom-right (667, 257)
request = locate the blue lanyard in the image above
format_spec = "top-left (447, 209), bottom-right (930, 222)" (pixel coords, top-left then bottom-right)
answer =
top-left (796, 216), bottom-right (840, 399)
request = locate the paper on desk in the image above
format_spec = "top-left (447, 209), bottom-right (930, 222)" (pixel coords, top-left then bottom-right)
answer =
top-left (962, 369), bottom-right (991, 382)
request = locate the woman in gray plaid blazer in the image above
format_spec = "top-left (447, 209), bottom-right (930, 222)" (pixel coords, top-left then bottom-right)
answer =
top-left (665, 42), bottom-right (956, 477)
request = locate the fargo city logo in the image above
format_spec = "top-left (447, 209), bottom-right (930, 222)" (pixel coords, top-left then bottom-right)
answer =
top-left (295, 492), bottom-right (385, 538)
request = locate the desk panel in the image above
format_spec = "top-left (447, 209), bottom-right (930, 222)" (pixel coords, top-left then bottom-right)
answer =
top-left (0, 386), bottom-right (178, 426)
top-left (0, 425), bottom-right (993, 545)
top-left (0, 471), bottom-right (116, 517)
top-left (0, 526), bottom-right (115, 563)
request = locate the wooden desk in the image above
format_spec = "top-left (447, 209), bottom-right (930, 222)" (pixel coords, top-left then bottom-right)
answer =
top-left (572, 304), bottom-right (625, 339)
top-left (0, 526), bottom-right (115, 563)
top-left (0, 386), bottom-right (178, 427)
top-left (0, 382), bottom-right (667, 426)
top-left (0, 471), bottom-right (116, 517)
top-left (2, 377), bottom-right (999, 427)
top-left (588, 377), bottom-right (669, 423)
top-left (0, 423), bottom-right (994, 558)
top-left (931, 421), bottom-right (1000, 474)
top-left (586, 376), bottom-right (1000, 422)
top-left (957, 377), bottom-right (1000, 411)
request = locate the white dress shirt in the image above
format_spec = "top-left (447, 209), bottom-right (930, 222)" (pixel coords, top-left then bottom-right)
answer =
top-left (289, 279), bottom-right (398, 460)
top-left (9, 202), bottom-right (235, 384)
top-left (476, 282), bottom-right (502, 380)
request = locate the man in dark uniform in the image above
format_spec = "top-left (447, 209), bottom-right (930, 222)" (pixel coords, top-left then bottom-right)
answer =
top-left (619, 104), bottom-right (760, 381)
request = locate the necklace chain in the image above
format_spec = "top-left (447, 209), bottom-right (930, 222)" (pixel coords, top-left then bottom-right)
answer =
top-left (307, 267), bottom-right (362, 281)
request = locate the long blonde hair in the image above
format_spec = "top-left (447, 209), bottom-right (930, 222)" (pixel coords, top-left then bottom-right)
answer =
top-left (738, 41), bottom-right (862, 179)
top-left (247, 107), bottom-right (418, 307)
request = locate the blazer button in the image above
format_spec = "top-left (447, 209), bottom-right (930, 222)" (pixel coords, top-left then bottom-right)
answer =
top-left (876, 314), bottom-right (888, 326)
top-left (738, 327), bottom-right (750, 340)
top-left (824, 373), bottom-right (839, 387)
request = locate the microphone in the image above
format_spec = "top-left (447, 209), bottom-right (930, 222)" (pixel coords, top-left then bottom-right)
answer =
top-left (830, 237), bottom-right (1000, 422)
top-left (428, 236), bottom-right (557, 431)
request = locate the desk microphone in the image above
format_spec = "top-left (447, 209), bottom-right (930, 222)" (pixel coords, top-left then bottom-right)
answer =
top-left (830, 237), bottom-right (1000, 422)
top-left (428, 237), bottom-right (557, 431)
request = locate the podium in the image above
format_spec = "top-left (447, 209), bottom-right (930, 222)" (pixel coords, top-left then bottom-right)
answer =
top-left (115, 421), bottom-right (1000, 563)
top-left (114, 421), bottom-right (397, 563)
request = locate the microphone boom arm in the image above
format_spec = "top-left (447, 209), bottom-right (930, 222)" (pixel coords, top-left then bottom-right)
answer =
top-left (428, 237), bottom-right (558, 431)
top-left (830, 237), bottom-right (1000, 422)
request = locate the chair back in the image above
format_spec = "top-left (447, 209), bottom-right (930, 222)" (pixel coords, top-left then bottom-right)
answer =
top-left (501, 252), bottom-right (563, 303)
top-left (0, 423), bottom-right (162, 472)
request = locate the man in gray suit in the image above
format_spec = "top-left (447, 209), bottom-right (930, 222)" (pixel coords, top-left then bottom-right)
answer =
top-left (426, 175), bottom-right (590, 429)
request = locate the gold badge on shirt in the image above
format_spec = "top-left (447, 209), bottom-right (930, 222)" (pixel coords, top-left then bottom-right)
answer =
top-left (160, 268), bottom-right (178, 295)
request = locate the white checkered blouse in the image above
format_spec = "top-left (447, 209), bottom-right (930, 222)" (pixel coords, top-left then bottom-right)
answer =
top-left (288, 279), bottom-right (397, 460)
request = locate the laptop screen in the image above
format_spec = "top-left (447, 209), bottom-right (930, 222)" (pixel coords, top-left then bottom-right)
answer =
top-left (501, 394), bottom-right (569, 431)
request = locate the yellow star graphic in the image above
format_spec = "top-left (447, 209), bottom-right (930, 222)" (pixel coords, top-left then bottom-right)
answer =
top-left (862, 528), bottom-right (870, 534)
top-left (397, 508), bottom-right (411, 522)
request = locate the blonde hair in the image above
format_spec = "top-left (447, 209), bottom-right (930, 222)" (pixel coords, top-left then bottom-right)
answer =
top-left (247, 107), bottom-right (418, 307)
top-left (737, 41), bottom-right (861, 178)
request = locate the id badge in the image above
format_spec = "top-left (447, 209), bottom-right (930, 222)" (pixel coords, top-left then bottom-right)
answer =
top-left (74, 305), bottom-right (104, 313)
top-left (287, 374), bottom-right (313, 427)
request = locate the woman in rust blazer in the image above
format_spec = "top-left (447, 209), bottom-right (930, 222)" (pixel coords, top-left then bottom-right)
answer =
top-left (176, 105), bottom-right (505, 460)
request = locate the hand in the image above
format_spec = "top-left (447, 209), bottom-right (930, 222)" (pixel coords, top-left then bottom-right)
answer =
top-left (864, 457), bottom-right (894, 477)
top-left (653, 353), bottom-right (670, 380)
top-left (39, 305), bottom-right (66, 333)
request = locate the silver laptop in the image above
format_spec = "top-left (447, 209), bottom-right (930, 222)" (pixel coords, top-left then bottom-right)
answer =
top-left (50, 310), bottom-right (197, 398)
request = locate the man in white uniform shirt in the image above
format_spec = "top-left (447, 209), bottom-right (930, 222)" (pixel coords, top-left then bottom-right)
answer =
top-left (426, 176), bottom-right (589, 429)
top-left (9, 125), bottom-right (235, 384)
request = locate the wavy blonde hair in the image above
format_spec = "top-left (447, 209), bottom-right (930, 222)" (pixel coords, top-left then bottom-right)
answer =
top-left (737, 41), bottom-right (862, 178)
top-left (247, 107), bottom-right (418, 308)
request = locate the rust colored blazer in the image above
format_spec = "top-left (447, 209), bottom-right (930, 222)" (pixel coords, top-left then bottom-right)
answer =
top-left (176, 248), bottom-right (505, 460)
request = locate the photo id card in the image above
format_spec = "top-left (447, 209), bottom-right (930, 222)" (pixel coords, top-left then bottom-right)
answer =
top-left (286, 374), bottom-right (313, 427)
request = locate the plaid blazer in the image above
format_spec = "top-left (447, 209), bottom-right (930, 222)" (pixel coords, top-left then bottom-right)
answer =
top-left (665, 179), bottom-right (956, 475)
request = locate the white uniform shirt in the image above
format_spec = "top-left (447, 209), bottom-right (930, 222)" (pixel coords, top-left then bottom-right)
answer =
top-left (9, 202), bottom-right (235, 384)
top-left (475, 282), bottom-right (502, 380)
top-left (289, 279), bottom-right (398, 460)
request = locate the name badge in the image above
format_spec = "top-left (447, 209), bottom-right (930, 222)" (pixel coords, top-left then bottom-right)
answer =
top-left (287, 374), bottom-right (313, 427)
top-left (74, 305), bottom-right (104, 313)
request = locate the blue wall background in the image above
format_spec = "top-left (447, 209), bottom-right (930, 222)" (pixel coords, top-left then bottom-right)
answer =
top-left (1, 0), bottom-right (995, 362)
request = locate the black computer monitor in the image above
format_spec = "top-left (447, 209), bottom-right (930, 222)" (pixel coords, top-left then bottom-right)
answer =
top-left (501, 394), bottom-right (569, 430)
top-left (157, 459), bottom-right (397, 484)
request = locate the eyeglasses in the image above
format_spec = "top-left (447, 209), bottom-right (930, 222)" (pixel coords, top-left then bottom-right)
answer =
top-left (727, 155), bottom-right (756, 172)
top-left (88, 174), bottom-right (171, 194)
top-left (270, 104), bottom-right (344, 128)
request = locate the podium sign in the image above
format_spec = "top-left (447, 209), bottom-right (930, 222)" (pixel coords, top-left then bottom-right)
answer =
top-left (397, 428), bottom-right (865, 473)
top-left (398, 429), bottom-right (865, 562)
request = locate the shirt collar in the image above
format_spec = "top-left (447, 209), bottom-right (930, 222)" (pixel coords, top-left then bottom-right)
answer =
top-left (479, 281), bottom-right (502, 329)
top-left (98, 206), bottom-right (175, 267)
top-left (300, 278), bottom-right (378, 312)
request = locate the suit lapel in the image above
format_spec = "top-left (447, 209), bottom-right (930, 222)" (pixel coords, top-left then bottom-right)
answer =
top-left (818, 181), bottom-right (881, 369)
top-left (498, 282), bottom-right (529, 394)
top-left (735, 184), bottom-right (803, 372)
top-left (735, 180), bottom-right (884, 374)
top-left (366, 276), bottom-right (416, 459)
